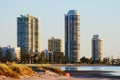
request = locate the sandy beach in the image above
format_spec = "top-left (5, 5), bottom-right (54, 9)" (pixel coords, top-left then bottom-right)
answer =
top-left (0, 64), bottom-right (120, 80)
top-left (0, 70), bottom-right (79, 80)
top-left (0, 70), bottom-right (120, 80)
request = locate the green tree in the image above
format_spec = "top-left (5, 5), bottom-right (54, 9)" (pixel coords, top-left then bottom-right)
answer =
top-left (103, 57), bottom-right (110, 64)
top-left (20, 48), bottom-right (30, 63)
top-left (21, 53), bottom-right (30, 63)
top-left (62, 57), bottom-right (65, 63)
top-left (13, 56), bottom-right (19, 63)
top-left (38, 52), bottom-right (45, 64)
top-left (80, 56), bottom-right (91, 64)
top-left (54, 52), bottom-right (64, 63)
top-left (6, 49), bottom-right (12, 62)
top-left (64, 55), bottom-right (69, 63)
top-left (33, 54), bottom-right (38, 63)
top-left (0, 47), bottom-right (3, 62)
top-left (58, 55), bottom-right (63, 63)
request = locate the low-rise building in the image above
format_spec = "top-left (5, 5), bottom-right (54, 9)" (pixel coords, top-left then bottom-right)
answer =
top-left (14, 47), bottom-right (21, 62)
top-left (48, 37), bottom-right (62, 52)
top-left (43, 49), bottom-right (53, 63)
top-left (0, 46), bottom-right (21, 62)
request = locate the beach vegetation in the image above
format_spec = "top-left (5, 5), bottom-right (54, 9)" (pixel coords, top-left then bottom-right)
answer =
top-left (0, 63), bottom-right (35, 78)
top-left (42, 66), bottom-right (66, 76)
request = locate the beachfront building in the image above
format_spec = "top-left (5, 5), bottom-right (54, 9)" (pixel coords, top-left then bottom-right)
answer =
top-left (65, 10), bottom-right (80, 62)
top-left (43, 49), bottom-right (53, 63)
top-left (48, 37), bottom-right (62, 52)
top-left (43, 49), bottom-right (64, 63)
top-left (17, 14), bottom-right (41, 55)
top-left (48, 37), bottom-right (63, 63)
top-left (0, 46), bottom-right (21, 62)
top-left (14, 47), bottom-right (21, 62)
top-left (92, 35), bottom-right (103, 62)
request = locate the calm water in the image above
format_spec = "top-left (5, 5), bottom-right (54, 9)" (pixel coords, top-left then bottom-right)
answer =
top-left (57, 66), bottom-right (120, 76)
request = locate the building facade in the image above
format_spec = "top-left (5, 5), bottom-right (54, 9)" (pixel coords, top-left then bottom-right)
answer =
top-left (43, 50), bottom-right (64, 63)
top-left (92, 35), bottom-right (103, 61)
top-left (48, 37), bottom-right (62, 52)
top-left (17, 14), bottom-right (40, 54)
top-left (43, 50), bottom-right (52, 62)
top-left (14, 47), bottom-right (21, 62)
top-left (65, 10), bottom-right (80, 62)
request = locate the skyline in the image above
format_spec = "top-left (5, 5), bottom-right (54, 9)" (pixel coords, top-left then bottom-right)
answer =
top-left (0, 0), bottom-right (120, 58)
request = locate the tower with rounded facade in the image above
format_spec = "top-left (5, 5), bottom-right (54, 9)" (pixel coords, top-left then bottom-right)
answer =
top-left (65, 10), bottom-right (80, 62)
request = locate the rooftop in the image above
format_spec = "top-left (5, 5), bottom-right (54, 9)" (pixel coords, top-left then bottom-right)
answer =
top-left (67, 10), bottom-right (80, 15)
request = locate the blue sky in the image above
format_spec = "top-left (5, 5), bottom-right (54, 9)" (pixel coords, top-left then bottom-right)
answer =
top-left (0, 0), bottom-right (120, 58)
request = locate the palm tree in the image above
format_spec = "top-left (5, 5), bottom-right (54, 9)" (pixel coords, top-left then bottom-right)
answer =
top-left (0, 47), bottom-right (3, 62)
top-left (39, 52), bottom-right (45, 64)
top-left (21, 53), bottom-right (30, 63)
top-left (6, 49), bottom-right (12, 62)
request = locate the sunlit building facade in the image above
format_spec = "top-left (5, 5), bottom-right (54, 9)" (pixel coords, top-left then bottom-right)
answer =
top-left (48, 37), bottom-right (62, 52)
top-left (65, 10), bottom-right (80, 62)
top-left (92, 35), bottom-right (103, 61)
top-left (17, 14), bottom-right (40, 54)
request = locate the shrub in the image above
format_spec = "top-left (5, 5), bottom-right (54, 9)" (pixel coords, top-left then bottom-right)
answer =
top-left (42, 66), bottom-right (66, 76)
top-left (0, 63), bottom-right (35, 78)
top-left (0, 64), bottom-right (18, 78)
top-left (8, 63), bottom-right (35, 76)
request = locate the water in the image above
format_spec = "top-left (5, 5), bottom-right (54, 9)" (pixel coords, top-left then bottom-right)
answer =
top-left (57, 66), bottom-right (120, 76)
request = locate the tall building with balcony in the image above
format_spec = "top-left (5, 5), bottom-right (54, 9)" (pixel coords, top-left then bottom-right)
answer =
top-left (48, 37), bottom-right (62, 52)
top-left (17, 14), bottom-right (40, 54)
top-left (92, 35), bottom-right (103, 61)
top-left (65, 10), bottom-right (80, 62)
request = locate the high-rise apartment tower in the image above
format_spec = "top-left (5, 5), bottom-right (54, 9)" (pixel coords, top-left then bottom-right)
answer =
top-left (65, 10), bottom-right (80, 62)
top-left (17, 14), bottom-right (40, 54)
top-left (92, 35), bottom-right (103, 61)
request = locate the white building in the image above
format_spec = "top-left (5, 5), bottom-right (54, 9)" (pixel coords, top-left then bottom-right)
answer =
top-left (65, 10), bottom-right (80, 62)
top-left (14, 47), bottom-right (21, 61)
top-left (17, 14), bottom-right (41, 55)
top-left (92, 35), bottom-right (103, 61)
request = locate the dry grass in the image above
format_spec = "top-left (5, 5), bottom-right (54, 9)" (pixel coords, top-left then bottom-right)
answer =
top-left (9, 63), bottom-right (35, 76)
top-left (0, 63), bottom-right (18, 78)
top-left (28, 65), bottom-right (66, 76)
top-left (0, 63), bottom-right (66, 79)
top-left (42, 66), bottom-right (66, 76)
top-left (0, 63), bottom-right (35, 78)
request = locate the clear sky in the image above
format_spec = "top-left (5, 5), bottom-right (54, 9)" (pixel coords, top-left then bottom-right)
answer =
top-left (0, 0), bottom-right (120, 58)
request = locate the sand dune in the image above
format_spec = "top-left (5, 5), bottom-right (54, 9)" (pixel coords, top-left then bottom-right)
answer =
top-left (0, 70), bottom-right (119, 80)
